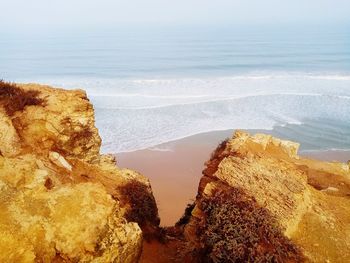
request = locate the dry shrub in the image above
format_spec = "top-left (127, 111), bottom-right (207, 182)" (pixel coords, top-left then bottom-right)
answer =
top-left (203, 138), bottom-right (229, 177)
top-left (196, 185), bottom-right (305, 263)
top-left (119, 180), bottom-right (164, 242)
top-left (119, 180), bottom-right (160, 228)
top-left (51, 117), bottom-right (94, 156)
top-left (0, 80), bottom-right (45, 116)
top-left (67, 126), bottom-right (93, 148)
top-left (176, 203), bottom-right (195, 227)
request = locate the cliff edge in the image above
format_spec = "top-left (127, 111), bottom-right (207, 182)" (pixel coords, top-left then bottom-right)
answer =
top-left (1, 81), bottom-right (349, 263)
top-left (0, 81), bottom-right (159, 262)
top-left (176, 131), bottom-right (350, 262)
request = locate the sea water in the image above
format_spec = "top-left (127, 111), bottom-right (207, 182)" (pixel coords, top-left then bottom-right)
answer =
top-left (1, 25), bottom-right (350, 153)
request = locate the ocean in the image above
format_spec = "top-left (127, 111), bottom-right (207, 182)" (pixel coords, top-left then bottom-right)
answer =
top-left (1, 25), bottom-right (350, 153)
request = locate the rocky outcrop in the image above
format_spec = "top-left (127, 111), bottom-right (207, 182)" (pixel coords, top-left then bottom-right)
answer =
top-left (0, 81), bottom-right (159, 262)
top-left (178, 131), bottom-right (350, 262)
top-left (2, 80), bottom-right (350, 263)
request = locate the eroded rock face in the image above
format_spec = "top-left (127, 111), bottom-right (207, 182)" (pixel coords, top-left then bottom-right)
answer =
top-left (181, 131), bottom-right (350, 263)
top-left (2, 81), bottom-right (350, 263)
top-left (0, 82), bottom-right (159, 262)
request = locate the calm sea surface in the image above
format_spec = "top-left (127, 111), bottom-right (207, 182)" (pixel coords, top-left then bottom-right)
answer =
top-left (1, 26), bottom-right (350, 152)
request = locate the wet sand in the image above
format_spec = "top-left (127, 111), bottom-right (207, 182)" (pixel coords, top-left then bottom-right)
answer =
top-left (116, 129), bottom-right (350, 226)
top-left (116, 130), bottom-right (232, 226)
top-left (300, 150), bottom-right (350, 163)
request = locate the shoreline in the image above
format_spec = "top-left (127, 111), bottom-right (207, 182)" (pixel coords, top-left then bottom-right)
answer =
top-left (116, 129), bottom-right (350, 226)
top-left (116, 130), bottom-right (232, 226)
top-left (299, 149), bottom-right (350, 162)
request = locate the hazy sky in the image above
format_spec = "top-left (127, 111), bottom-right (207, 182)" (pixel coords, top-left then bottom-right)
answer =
top-left (1, 0), bottom-right (350, 31)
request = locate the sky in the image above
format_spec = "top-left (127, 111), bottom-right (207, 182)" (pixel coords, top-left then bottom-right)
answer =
top-left (1, 0), bottom-right (350, 31)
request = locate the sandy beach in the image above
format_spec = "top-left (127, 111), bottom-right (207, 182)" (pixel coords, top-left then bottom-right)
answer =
top-left (299, 150), bottom-right (350, 162)
top-left (116, 129), bottom-right (350, 226)
top-left (116, 130), bottom-right (232, 226)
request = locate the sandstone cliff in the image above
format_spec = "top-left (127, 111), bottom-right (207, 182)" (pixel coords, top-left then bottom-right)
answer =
top-left (175, 131), bottom-right (350, 262)
top-left (0, 81), bottom-right (159, 262)
top-left (1, 81), bottom-right (349, 263)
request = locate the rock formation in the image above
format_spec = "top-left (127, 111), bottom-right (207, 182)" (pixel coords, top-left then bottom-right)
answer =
top-left (175, 131), bottom-right (350, 263)
top-left (0, 81), bottom-right (159, 262)
top-left (1, 81), bottom-right (349, 263)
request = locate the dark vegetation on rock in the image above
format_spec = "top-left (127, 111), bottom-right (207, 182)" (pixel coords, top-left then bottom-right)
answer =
top-left (119, 180), bottom-right (164, 242)
top-left (119, 180), bottom-right (160, 227)
top-left (175, 203), bottom-right (195, 227)
top-left (196, 184), bottom-right (305, 263)
top-left (53, 117), bottom-right (95, 156)
top-left (0, 80), bottom-right (45, 116)
top-left (203, 138), bottom-right (229, 178)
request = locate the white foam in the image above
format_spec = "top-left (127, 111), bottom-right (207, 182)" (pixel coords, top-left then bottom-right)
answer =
top-left (300, 148), bottom-right (350, 153)
top-left (23, 73), bottom-right (350, 153)
top-left (148, 146), bottom-right (174, 152)
top-left (309, 75), bottom-right (350, 80)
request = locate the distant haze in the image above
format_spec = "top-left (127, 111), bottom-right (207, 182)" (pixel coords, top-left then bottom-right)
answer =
top-left (2, 0), bottom-right (350, 31)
